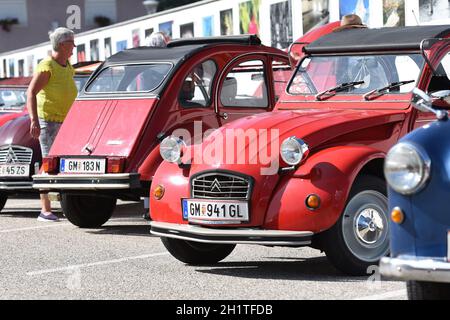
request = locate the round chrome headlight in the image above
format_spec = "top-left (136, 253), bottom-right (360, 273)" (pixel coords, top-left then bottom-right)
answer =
top-left (159, 136), bottom-right (186, 163)
top-left (280, 137), bottom-right (309, 166)
top-left (384, 142), bottom-right (430, 195)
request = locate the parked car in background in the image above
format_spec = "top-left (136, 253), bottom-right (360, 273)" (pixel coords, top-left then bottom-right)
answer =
top-left (0, 62), bottom-right (100, 212)
top-left (149, 25), bottom-right (450, 276)
top-left (32, 35), bottom-right (291, 227)
top-left (0, 77), bottom-right (31, 127)
top-left (380, 46), bottom-right (450, 299)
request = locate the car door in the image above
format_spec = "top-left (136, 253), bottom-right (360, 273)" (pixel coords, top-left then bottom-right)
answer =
top-left (216, 54), bottom-right (291, 126)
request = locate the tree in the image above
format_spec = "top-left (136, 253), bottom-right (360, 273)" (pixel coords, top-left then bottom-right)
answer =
top-left (157, 0), bottom-right (202, 11)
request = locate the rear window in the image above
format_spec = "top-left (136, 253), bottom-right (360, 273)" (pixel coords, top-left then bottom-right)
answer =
top-left (85, 64), bottom-right (172, 93)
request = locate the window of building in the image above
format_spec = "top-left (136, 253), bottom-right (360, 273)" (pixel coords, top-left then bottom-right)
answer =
top-left (0, 0), bottom-right (27, 27)
top-left (85, 0), bottom-right (117, 28)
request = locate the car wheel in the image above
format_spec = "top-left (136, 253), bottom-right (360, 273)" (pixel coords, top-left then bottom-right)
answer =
top-left (322, 175), bottom-right (390, 275)
top-left (161, 237), bottom-right (235, 264)
top-left (0, 192), bottom-right (8, 213)
top-left (407, 281), bottom-right (450, 300)
top-left (61, 194), bottom-right (116, 228)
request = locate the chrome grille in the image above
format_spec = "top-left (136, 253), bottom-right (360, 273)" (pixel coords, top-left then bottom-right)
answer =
top-left (191, 172), bottom-right (251, 200)
top-left (0, 145), bottom-right (33, 164)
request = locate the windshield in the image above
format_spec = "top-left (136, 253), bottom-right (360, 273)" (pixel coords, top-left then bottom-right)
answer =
top-left (288, 54), bottom-right (424, 96)
top-left (85, 63), bottom-right (172, 93)
top-left (0, 88), bottom-right (26, 110)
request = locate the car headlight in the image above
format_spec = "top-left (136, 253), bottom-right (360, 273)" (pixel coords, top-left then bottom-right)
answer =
top-left (159, 136), bottom-right (186, 163)
top-left (280, 136), bottom-right (309, 166)
top-left (384, 142), bottom-right (430, 195)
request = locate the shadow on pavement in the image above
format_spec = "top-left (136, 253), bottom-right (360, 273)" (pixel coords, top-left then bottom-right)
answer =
top-left (194, 256), bottom-right (367, 282)
top-left (86, 225), bottom-right (153, 237)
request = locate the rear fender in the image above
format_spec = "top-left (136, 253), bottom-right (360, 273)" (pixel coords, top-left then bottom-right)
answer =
top-left (264, 146), bottom-right (385, 233)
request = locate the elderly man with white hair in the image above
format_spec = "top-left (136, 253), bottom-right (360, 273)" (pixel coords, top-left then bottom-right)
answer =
top-left (26, 27), bottom-right (77, 222)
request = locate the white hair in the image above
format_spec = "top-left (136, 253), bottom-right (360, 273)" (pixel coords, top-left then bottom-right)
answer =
top-left (49, 27), bottom-right (75, 51)
top-left (144, 32), bottom-right (168, 47)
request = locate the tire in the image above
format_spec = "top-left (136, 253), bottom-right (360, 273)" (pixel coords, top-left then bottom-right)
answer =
top-left (0, 193), bottom-right (7, 213)
top-left (161, 237), bottom-right (235, 265)
top-left (61, 194), bottom-right (116, 228)
top-left (322, 175), bottom-right (390, 276)
top-left (407, 281), bottom-right (450, 300)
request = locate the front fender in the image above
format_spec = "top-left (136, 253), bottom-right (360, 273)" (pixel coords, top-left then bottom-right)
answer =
top-left (264, 146), bottom-right (385, 233)
top-left (150, 160), bottom-right (190, 223)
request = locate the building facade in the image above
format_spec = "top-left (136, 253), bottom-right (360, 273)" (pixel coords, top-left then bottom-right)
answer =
top-left (0, 0), bottom-right (148, 54)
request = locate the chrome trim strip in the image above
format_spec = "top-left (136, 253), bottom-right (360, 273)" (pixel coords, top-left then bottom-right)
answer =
top-left (150, 221), bottom-right (313, 245)
top-left (0, 181), bottom-right (33, 190)
top-left (32, 173), bottom-right (139, 190)
top-left (380, 256), bottom-right (450, 283)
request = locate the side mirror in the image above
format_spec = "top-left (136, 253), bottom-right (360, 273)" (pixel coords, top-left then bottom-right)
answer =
top-left (412, 87), bottom-right (448, 120)
top-left (411, 88), bottom-right (432, 113)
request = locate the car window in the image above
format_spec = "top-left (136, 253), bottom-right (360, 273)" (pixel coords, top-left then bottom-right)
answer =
top-left (220, 59), bottom-right (268, 108)
top-left (74, 75), bottom-right (90, 93)
top-left (272, 58), bottom-right (292, 102)
top-left (427, 52), bottom-right (450, 93)
top-left (179, 60), bottom-right (217, 108)
top-left (288, 54), bottom-right (424, 95)
top-left (85, 64), bottom-right (172, 93)
top-left (0, 89), bottom-right (26, 110)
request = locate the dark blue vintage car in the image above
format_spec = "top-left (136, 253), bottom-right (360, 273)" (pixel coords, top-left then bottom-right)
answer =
top-left (380, 39), bottom-right (450, 299)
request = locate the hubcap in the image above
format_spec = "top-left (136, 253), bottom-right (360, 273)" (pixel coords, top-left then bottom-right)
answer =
top-left (341, 190), bottom-right (389, 262)
top-left (355, 208), bottom-right (384, 245)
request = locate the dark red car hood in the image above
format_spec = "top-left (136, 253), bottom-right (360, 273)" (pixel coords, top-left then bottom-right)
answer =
top-left (186, 107), bottom-right (406, 172)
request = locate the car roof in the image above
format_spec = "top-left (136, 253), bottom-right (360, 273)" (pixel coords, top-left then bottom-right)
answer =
top-left (103, 35), bottom-right (262, 66)
top-left (305, 25), bottom-right (450, 54)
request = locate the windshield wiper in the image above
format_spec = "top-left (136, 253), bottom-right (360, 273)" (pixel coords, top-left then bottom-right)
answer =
top-left (363, 80), bottom-right (415, 101)
top-left (315, 81), bottom-right (365, 101)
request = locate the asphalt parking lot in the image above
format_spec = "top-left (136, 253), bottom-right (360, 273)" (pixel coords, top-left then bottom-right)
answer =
top-left (0, 197), bottom-right (406, 300)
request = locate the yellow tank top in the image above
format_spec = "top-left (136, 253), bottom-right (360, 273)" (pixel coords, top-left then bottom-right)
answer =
top-left (36, 57), bottom-right (78, 122)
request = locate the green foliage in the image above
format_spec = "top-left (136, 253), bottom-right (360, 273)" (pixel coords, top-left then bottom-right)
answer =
top-left (0, 18), bottom-right (18, 32)
top-left (157, 0), bottom-right (203, 11)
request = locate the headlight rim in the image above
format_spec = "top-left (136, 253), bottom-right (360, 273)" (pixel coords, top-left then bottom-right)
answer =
top-left (384, 142), bottom-right (431, 195)
top-left (280, 136), bottom-right (309, 166)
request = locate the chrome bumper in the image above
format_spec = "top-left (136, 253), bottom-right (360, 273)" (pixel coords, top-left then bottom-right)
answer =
top-left (380, 256), bottom-right (450, 283)
top-left (0, 180), bottom-right (33, 191)
top-left (150, 221), bottom-right (313, 246)
top-left (32, 173), bottom-right (140, 190)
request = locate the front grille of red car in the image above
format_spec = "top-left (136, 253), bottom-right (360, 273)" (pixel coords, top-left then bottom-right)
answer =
top-left (0, 145), bottom-right (33, 164)
top-left (191, 172), bottom-right (251, 200)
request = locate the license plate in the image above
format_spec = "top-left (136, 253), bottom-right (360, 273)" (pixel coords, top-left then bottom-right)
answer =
top-left (60, 158), bottom-right (106, 174)
top-left (182, 199), bottom-right (249, 224)
top-left (0, 164), bottom-right (29, 177)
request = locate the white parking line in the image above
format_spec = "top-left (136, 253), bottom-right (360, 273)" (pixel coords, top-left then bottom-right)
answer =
top-left (0, 223), bottom-right (72, 233)
top-left (354, 289), bottom-right (407, 300)
top-left (27, 252), bottom-right (170, 276)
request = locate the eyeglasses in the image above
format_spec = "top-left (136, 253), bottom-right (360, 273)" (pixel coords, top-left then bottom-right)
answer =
top-left (63, 40), bottom-right (76, 46)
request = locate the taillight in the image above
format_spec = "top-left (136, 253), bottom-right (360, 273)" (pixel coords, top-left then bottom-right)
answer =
top-left (41, 157), bottom-right (59, 174)
top-left (107, 157), bottom-right (125, 173)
